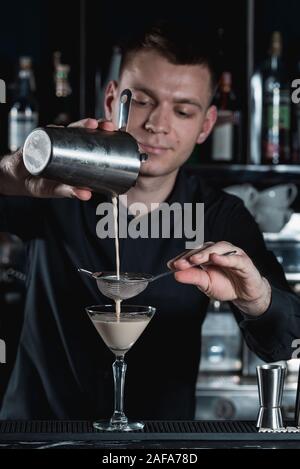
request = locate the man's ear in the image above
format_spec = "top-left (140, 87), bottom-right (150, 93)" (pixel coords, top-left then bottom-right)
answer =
top-left (104, 80), bottom-right (118, 122)
top-left (196, 105), bottom-right (218, 144)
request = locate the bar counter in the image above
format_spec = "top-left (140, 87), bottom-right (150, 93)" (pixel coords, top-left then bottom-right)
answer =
top-left (0, 420), bottom-right (300, 449)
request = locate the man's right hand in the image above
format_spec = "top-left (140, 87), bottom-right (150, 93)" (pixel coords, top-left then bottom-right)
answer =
top-left (0, 118), bottom-right (115, 201)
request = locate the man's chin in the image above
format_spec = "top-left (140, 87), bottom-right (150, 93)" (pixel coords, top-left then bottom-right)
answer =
top-left (138, 162), bottom-right (178, 178)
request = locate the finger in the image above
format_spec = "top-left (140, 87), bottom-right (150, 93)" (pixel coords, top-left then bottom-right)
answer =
top-left (167, 242), bottom-right (215, 270)
top-left (174, 268), bottom-right (210, 293)
top-left (25, 177), bottom-right (92, 200)
top-left (98, 120), bottom-right (116, 131)
top-left (172, 257), bottom-right (196, 270)
top-left (68, 118), bottom-right (99, 129)
top-left (52, 185), bottom-right (92, 200)
top-left (51, 183), bottom-right (78, 198)
top-left (26, 178), bottom-right (76, 199)
top-left (74, 186), bottom-right (92, 191)
top-left (184, 242), bottom-right (236, 266)
top-left (167, 252), bottom-right (189, 270)
top-left (71, 187), bottom-right (92, 201)
top-left (13, 148), bottom-right (29, 178)
top-left (207, 252), bottom-right (249, 274)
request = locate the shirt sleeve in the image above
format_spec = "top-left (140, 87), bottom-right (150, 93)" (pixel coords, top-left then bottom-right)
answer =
top-left (223, 195), bottom-right (300, 363)
top-left (0, 195), bottom-right (47, 241)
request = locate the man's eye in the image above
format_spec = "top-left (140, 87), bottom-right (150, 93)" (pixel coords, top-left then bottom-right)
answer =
top-left (132, 98), bottom-right (151, 107)
top-left (176, 110), bottom-right (191, 118)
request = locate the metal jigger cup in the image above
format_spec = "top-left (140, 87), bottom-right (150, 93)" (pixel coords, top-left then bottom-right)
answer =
top-left (256, 363), bottom-right (286, 430)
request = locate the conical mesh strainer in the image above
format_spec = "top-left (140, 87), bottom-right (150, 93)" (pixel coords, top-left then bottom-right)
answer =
top-left (78, 270), bottom-right (163, 300)
top-left (95, 272), bottom-right (153, 300)
top-left (78, 249), bottom-right (237, 301)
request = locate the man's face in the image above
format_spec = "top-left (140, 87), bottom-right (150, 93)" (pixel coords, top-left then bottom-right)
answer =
top-left (105, 49), bottom-right (217, 178)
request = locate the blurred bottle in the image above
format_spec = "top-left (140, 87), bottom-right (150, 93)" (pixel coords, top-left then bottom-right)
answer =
top-left (261, 32), bottom-right (291, 164)
top-left (53, 51), bottom-right (62, 73)
top-left (0, 75), bottom-right (8, 154)
top-left (211, 72), bottom-right (241, 163)
top-left (8, 56), bottom-right (39, 152)
top-left (53, 61), bottom-right (73, 126)
top-left (291, 63), bottom-right (300, 164)
top-left (250, 70), bottom-right (263, 164)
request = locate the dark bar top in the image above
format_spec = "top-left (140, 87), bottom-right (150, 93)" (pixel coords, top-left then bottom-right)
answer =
top-left (0, 420), bottom-right (300, 449)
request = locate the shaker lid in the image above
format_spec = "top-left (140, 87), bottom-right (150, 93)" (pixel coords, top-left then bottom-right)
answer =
top-left (23, 128), bottom-right (52, 175)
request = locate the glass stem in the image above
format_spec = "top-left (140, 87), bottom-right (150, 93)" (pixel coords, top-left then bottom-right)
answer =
top-left (110, 355), bottom-right (128, 425)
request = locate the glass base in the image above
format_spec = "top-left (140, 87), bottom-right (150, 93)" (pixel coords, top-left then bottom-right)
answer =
top-left (93, 420), bottom-right (144, 432)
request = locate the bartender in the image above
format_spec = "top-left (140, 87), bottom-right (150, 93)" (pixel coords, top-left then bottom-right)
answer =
top-left (0, 21), bottom-right (300, 420)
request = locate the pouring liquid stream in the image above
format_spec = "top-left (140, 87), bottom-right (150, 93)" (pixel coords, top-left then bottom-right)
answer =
top-left (112, 195), bottom-right (121, 320)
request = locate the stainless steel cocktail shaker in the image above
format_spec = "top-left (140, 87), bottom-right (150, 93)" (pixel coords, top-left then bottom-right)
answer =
top-left (22, 89), bottom-right (148, 195)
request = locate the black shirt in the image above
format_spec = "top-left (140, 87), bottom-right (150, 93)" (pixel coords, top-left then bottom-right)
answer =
top-left (0, 166), bottom-right (300, 420)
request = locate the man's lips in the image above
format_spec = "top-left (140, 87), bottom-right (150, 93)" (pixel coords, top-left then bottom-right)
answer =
top-left (138, 142), bottom-right (170, 155)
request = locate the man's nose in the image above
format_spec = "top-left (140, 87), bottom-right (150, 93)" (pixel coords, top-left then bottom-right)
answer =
top-left (145, 106), bottom-right (171, 134)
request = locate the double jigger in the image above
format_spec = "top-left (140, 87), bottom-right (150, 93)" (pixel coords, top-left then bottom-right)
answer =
top-left (256, 363), bottom-right (286, 431)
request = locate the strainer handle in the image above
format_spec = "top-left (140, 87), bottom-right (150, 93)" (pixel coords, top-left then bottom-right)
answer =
top-left (78, 268), bottom-right (94, 277)
top-left (78, 268), bottom-right (103, 279)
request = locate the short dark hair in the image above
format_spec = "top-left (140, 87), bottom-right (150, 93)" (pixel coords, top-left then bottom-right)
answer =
top-left (118, 20), bottom-right (222, 97)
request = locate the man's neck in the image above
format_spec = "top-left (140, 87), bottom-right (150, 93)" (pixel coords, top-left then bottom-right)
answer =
top-left (119, 169), bottom-right (179, 215)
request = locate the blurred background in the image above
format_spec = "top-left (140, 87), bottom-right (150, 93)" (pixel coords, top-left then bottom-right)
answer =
top-left (1, 0), bottom-right (300, 420)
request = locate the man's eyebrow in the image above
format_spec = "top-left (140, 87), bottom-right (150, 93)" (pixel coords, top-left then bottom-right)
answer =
top-left (132, 87), bottom-right (156, 100)
top-left (132, 87), bottom-right (203, 110)
top-left (173, 98), bottom-right (203, 110)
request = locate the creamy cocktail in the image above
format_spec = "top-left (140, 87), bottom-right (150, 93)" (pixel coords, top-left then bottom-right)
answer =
top-left (91, 311), bottom-right (151, 356)
top-left (86, 304), bottom-right (155, 432)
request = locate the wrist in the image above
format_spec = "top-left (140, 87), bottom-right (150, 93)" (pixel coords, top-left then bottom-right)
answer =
top-left (232, 277), bottom-right (272, 317)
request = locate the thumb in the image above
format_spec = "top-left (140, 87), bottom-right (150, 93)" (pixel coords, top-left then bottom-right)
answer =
top-left (68, 118), bottom-right (99, 129)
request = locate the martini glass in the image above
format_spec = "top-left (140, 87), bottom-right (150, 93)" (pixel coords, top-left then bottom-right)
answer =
top-left (86, 304), bottom-right (156, 431)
